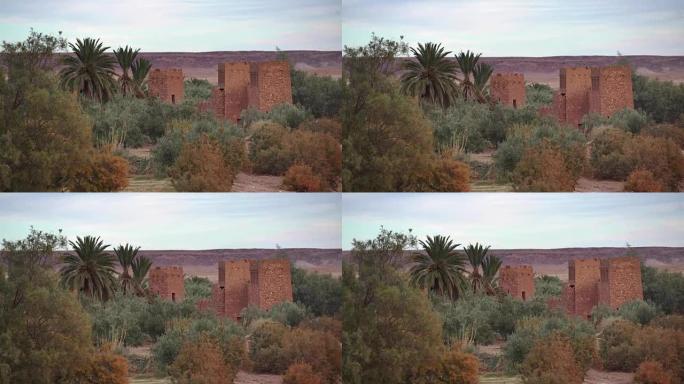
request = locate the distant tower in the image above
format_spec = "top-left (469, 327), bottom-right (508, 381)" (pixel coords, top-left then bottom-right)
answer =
top-left (490, 73), bottom-right (526, 109)
top-left (588, 65), bottom-right (634, 119)
top-left (149, 266), bottom-right (185, 302)
top-left (598, 256), bottom-right (643, 310)
top-left (148, 68), bottom-right (184, 105)
top-left (500, 265), bottom-right (535, 301)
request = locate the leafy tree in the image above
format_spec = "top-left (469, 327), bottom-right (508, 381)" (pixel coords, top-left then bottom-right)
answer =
top-left (131, 255), bottom-right (152, 294)
top-left (409, 235), bottom-right (466, 300)
top-left (59, 37), bottom-right (117, 102)
top-left (464, 242), bottom-right (491, 294)
top-left (184, 276), bottom-right (213, 302)
top-left (131, 57), bottom-right (151, 98)
top-left (481, 253), bottom-right (502, 295)
top-left (113, 244), bottom-right (140, 295)
top-left (641, 264), bottom-right (684, 314)
top-left (291, 69), bottom-right (343, 117)
top-left (291, 266), bottom-right (342, 317)
top-left (473, 62), bottom-right (493, 101)
top-left (59, 236), bottom-right (117, 301)
top-left (400, 42), bottom-right (459, 108)
top-left (632, 72), bottom-right (684, 123)
top-left (112, 45), bottom-right (140, 96)
top-left (454, 50), bottom-right (484, 102)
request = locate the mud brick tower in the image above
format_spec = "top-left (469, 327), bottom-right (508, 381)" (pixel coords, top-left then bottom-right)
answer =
top-left (598, 257), bottom-right (643, 310)
top-left (588, 66), bottom-right (634, 118)
top-left (500, 265), bottom-right (535, 301)
top-left (148, 68), bottom-right (184, 105)
top-left (205, 61), bottom-right (292, 122)
top-left (490, 73), bottom-right (526, 109)
top-left (149, 266), bottom-right (185, 302)
top-left (557, 256), bottom-right (643, 318)
top-left (559, 67), bottom-right (593, 128)
top-left (208, 258), bottom-right (293, 321)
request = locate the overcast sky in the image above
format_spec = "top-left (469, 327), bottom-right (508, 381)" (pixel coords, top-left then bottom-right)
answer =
top-left (0, 0), bottom-right (341, 51)
top-left (0, 194), bottom-right (341, 250)
top-left (343, 0), bottom-right (684, 56)
top-left (342, 194), bottom-right (684, 250)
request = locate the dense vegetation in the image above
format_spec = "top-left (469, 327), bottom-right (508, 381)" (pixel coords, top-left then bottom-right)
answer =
top-left (1, 30), bottom-right (342, 191)
top-left (342, 34), bottom-right (684, 191)
top-left (1, 228), bottom-right (342, 383)
top-left (343, 227), bottom-right (684, 383)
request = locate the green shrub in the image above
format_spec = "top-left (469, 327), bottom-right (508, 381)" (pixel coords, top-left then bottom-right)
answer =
top-left (433, 294), bottom-right (499, 346)
top-left (249, 320), bottom-right (289, 373)
top-left (520, 332), bottom-right (584, 384)
top-left (291, 69), bottom-right (343, 118)
top-left (610, 108), bottom-right (649, 134)
top-left (642, 264), bottom-right (684, 314)
top-left (535, 275), bottom-right (563, 298)
top-left (184, 276), bottom-right (213, 302)
top-left (249, 121), bottom-right (291, 174)
top-left (590, 127), bottom-right (632, 180)
top-left (633, 73), bottom-right (684, 123)
top-left (526, 83), bottom-right (554, 109)
top-left (292, 267), bottom-right (342, 317)
top-left (184, 78), bottom-right (213, 101)
top-left (152, 330), bottom-right (184, 371)
top-left (618, 300), bottom-right (660, 325)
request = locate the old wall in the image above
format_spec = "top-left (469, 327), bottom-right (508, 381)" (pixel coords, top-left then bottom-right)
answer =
top-left (149, 266), bottom-right (185, 302)
top-left (251, 61), bottom-right (293, 112)
top-left (500, 265), bottom-right (535, 301)
top-left (219, 260), bottom-right (252, 320)
top-left (490, 73), bottom-right (526, 109)
top-left (148, 68), bottom-right (184, 104)
top-left (248, 259), bottom-right (293, 310)
top-left (560, 67), bottom-right (592, 128)
top-left (589, 65), bottom-right (634, 118)
top-left (568, 258), bottom-right (601, 318)
top-left (598, 256), bottom-right (643, 309)
top-left (218, 62), bottom-right (251, 121)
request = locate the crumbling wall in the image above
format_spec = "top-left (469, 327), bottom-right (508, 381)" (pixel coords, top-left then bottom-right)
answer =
top-left (500, 265), bottom-right (535, 301)
top-left (490, 73), bottom-right (526, 109)
top-left (149, 266), bottom-right (185, 302)
top-left (589, 65), bottom-right (634, 118)
top-left (568, 259), bottom-right (601, 318)
top-left (598, 256), bottom-right (643, 309)
top-left (218, 62), bottom-right (250, 122)
top-left (219, 260), bottom-right (252, 320)
top-left (250, 61), bottom-right (293, 112)
top-left (148, 68), bottom-right (184, 105)
top-left (560, 67), bottom-right (592, 128)
top-left (248, 259), bottom-right (293, 310)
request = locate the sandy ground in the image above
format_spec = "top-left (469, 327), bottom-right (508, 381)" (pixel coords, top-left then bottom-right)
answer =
top-left (234, 372), bottom-right (283, 384)
top-left (231, 173), bottom-right (284, 192)
top-left (584, 369), bottom-right (634, 384)
top-left (574, 177), bottom-right (625, 192)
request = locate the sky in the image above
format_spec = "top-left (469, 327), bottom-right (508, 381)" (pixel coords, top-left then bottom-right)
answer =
top-left (0, 194), bottom-right (341, 250)
top-left (342, 0), bottom-right (684, 56)
top-left (0, 0), bottom-right (341, 51)
top-left (342, 193), bottom-right (684, 250)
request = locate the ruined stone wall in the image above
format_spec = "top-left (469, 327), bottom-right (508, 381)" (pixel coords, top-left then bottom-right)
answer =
top-left (248, 259), bottom-right (293, 310)
top-left (250, 61), bottom-right (293, 112)
top-left (219, 260), bottom-right (252, 320)
top-left (560, 67), bottom-right (592, 128)
top-left (568, 259), bottom-right (601, 318)
top-left (500, 265), bottom-right (535, 301)
top-left (218, 62), bottom-right (250, 121)
top-left (598, 256), bottom-right (643, 309)
top-left (149, 266), bottom-right (185, 302)
top-left (490, 73), bottom-right (526, 109)
top-left (589, 65), bottom-right (634, 118)
top-left (148, 68), bottom-right (184, 105)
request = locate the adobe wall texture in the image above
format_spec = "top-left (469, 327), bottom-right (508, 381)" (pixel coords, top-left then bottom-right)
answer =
top-left (500, 265), bottom-right (535, 301)
top-left (205, 61), bottom-right (292, 122)
top-left (148, 68), bottom-right (184, 105)
top-left (589, 66), bottom-right (634, 118)
top-left (558, 256), bottom-right (643, 318)
top-left (490, 73), bottom-right (526, 109)
top-left (560, 67), bottom-right (592, 128)
top-left (598, 257), bottom-right (643, 309)
top-left (149, 266), bottom-right (185, 302)
top-left (205, 258), bottom-right (293, 321)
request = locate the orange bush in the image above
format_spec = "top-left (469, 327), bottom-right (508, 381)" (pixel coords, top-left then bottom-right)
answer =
top-left (170, 134), bottom-right (235, 191)
top-left (624, 169), bottom-right (665, 192)
top-left (413, 345), bottom-right (479, 384)
top-left (300, 317), bottom-right (342, 340)
top-left (623, 135), bottom-right (684, 191)
top-left (283, 363), bottom-right (324, 384)
top-left (521, 333), bottom-right (584, 384)
top-left (513, 140), bottom-right (577, 192)
top-left (283, 164), bottom-right (324, 192)
top-left (283, 130), bottom-right (341, 190)
top-left (427, 157), bottom-right (471, 192)
top-left (70, 152), bottom-right (129, 191)
top-left (282, 328), bottom-right (341, 384)
top-left (169, 335), bottom-right (234, 384)
top-left (72, 347), bottom-right (129, 384)
top-left (299, 118), bottom-right (342, 140)
top-left (635, 361), bottom-right (674, 384)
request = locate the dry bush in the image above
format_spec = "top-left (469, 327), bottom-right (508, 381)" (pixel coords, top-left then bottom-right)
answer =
top-left (513, 140), bottom-right (577, 191)
top-left (283, 363), bottom-right (324, 384)
top-left (249, 121), bottom-right (290, 175)
top-left (283, 164), bottom-right (324, 192)
top-left (70, 152), bottom-right (129, 191)
top-left (624, 169), bottom-right (665, 192)
top-left (413, 345), bottom-right (479, 384)
top-left (283, 130), bottom-right (341, 190)
top-left (282, 328), bottom-right (341, 384)
top-left (635, 361), bottom-right (674, 384)
top-left (590, 127), bottom-right (632, 180)
top-left (170, 135), bottom-right (234, 191)
top-left (300, 317), bottom-right (342, 340)
top-left (623, 135), bottom-right (684, 191)
top-left (651, 315), bottom-right (684, 331)
top-left (299, 118), bottom-right (342, 140)
top-left (642, 124), bottom-right (684, 149)
top-left (249, 320), bottom-right (289, 374)
top-left (169, 335), bottom-right (234, 384)
top-left (72, 346), bottom-right (129, 384)
top-left (520, 333), bottom-right (584, 384)
top-left (421, 157), bottom-right (471, 192)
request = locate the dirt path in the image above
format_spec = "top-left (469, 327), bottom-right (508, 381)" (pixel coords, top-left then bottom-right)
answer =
top-left (231, 173), bottom-right (284, 192)
top-left (234, 372), bottom-right (283, 384)
top-left (584, 369), bottom-right (633, 384)
top-left (575, 177), bottom-right (625, 192)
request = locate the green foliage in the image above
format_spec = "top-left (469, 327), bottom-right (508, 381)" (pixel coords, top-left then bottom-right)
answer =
top-left (535, 275), bottom-right (563, 299)
top-left (641, 264), bottom-right (684, 314)
top-left (291, 69), bottom-right (343, 117)
top-left (400, 42), bottom-right (459, 108)
top-left (610, 108), bottom-right (650, 134)
top-left (618, 300), bottom-right (660, 325)
top-left (240, 103), bottom-right (312, 129)
top-left (60, 37), bottom-right (117, 102)
top-left (526, 83), bottom-right (554, 109)
top-left (633, 72), bottom-right (684, 123)
top-left (249, 320), bottom-right (289, 373)
top-left (292, 266), bottom-right (342, 317)
top-left (184, 78), bottom-right (213, 101)
top-left (184, 276), bottom-right (213, 302)
top-left (59, 236), bottom-right (117, 301)
top-left (240, 302), bottom-right (309, 327)
top-left (520, 332), bottom-right (584, 384)
top-left (433, 294), bottom-right (499, 346)
top-left (409, 235), bottom-right (467, 300)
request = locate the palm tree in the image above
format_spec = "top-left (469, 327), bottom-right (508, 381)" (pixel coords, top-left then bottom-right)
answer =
top-left (113, 45), bottom-right (140, 96)
top-left (59, 236), bottom-right (117, 300)
top-left (473, 62), bottom-right (493, 102)
top-left (464, 243), bottom-right (491, 293)
top-left (454, 50), bottom-right (482, 102)
top-left (131, 57), bottom-right (152, 97)
top-left (400, 42), bottom-right (459, 108)
top-left (131, 255), bottom-right (152, 295)
top-left (59, 37), bottom-right (117, 102)
top-left (481, 254), bottom-right (502, 295)
top-left (409, 235), bottom-right (467, 300)
top-left (114, 243), bottom-right (140, 295)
